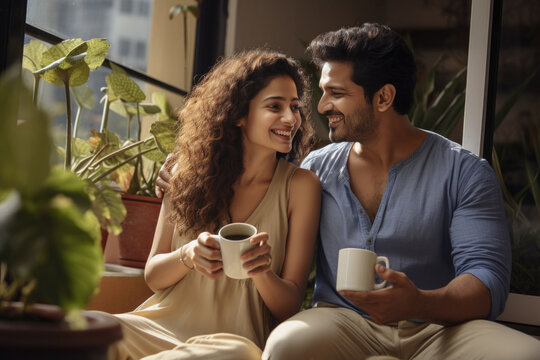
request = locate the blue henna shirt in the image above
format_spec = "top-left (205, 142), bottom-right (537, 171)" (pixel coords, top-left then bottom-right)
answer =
top-left (301, 131), bottom-right (511, 320)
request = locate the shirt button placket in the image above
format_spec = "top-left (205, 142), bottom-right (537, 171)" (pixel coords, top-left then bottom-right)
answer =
top-left (367, 237), bottom-right (373, 249)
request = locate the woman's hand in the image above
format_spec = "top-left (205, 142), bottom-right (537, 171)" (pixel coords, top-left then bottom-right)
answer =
top-left (185, 232), bottom-right (224, 279)
top-left (241, 232), bottom-right (272, 277)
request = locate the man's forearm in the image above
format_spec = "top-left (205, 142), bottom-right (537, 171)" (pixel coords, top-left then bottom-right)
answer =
top-left (417, 273), bottom-right (491, 325)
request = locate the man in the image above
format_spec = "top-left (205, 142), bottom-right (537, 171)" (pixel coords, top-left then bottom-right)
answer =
top-left (260, 23), bottom-right (540, 359)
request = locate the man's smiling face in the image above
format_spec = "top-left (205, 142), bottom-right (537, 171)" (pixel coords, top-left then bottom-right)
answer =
top-left (317, 61), bottom-right (378, 143)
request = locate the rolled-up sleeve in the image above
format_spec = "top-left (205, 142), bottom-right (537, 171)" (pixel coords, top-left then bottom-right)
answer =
top-left (450, 161), bottom-right (511, 320)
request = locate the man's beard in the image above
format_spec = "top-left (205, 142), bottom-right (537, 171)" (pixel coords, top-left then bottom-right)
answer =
top-left (329, 105), bottom-right (377, 143)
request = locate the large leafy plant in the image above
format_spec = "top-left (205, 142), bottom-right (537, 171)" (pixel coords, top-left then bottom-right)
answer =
top-left (0, 70), bottom-right (102, 322)
top-left (86, 63), bottom-right (177, 197)
top-left (23, 38), bottom-right (179, 236)
top-left (23, 38), bottom-right (126, 236)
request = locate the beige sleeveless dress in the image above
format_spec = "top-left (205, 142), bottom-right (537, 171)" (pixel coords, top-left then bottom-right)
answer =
top-left (112, 159), bottom-right (298, 360)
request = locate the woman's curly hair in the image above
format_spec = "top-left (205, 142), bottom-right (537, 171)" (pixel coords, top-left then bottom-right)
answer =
top-left (169, 49), bottom-right (315, 236)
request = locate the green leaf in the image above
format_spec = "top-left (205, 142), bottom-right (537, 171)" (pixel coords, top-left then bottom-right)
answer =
top-left (39, 40), bottom-right (87, 75)
top-left (1, 173), bottom-right (103, 312)
top-left (106, 72), bottom-right (146, 103)
top-left (134, 103), bottom-right (161, 116)
top-left (432, 92), bottom-right (465, 137)
top-left (41, 167), bottom-right (93, 214)
top-left (410, 102), bottom-right (425, 128)
top-left (110, 101), bottom-right (161, 118)
top-left (110, 62), bottom-right (128, 75)
top-left (39, 40), bottom-right (89, 86)
top-left (152, 92), bottom-right (175, 120)
top-left (0, 70), bottom-right (52, 194)
top-left (420, 55), bottom-right (442, 109)
top-left (494, 68), bottom-right (538, 129)
top-left (71, 85), bottom-right (97, 109)
top-left (140, 137), bottom-right (165, 163)
top-left (43, 201), bottom-right (102, 311)
top-left (41, 67), bottom-right (68, 86)
top-left (525, 162), bottom-right (540, 218)
top-left (109, 99), bottom-right (130, 118)
top-left (68, 62), bottom-right (91, 87)
top-left (150, 119), bottom-right (178, 155)
top-left (41, 38), bottom-right (84, 68)
top-left (84, 38), bottom-right (110, 70)
top-left (22, 40), bottom-right (49, 73)
top-left (85, 182), bottom-right (126, 235)
top-left (37, 38), bottom-right (106, 88)
top-left (90, 129), bottom-right (123, 151)
top-left (492, 149), bottom-right (522, 219)
top-left (1, 196), bottom-right (49, 281)
top-left (68, 138), bottom-right (94, 165)
top-left (422, 68), bottom-right (466, 131)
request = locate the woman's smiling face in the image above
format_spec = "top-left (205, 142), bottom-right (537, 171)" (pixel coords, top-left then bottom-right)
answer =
top-left (239, 75), bottom-right (302, 154)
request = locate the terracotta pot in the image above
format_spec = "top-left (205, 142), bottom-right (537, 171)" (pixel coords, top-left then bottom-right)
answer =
top-left (100, 227), bottom-right (109, 252)
top-left (0, 303), bottom-right (122, 360)
top-left (104, 193), bottom-right (162, 269)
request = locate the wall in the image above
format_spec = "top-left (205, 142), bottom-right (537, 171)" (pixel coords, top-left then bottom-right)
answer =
top-left (227, 0), bottom-right (459, 59)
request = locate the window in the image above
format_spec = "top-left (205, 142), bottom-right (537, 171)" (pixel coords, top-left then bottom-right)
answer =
top-left (136, 41), bottom-right (147, 59)
top-left (21, 0), bottom-right (198, 147)
top-left (119, 38), bottom-right (131, 57)
top-left (138, 0), bottom-right (150, 16)
top-left (24, 0), bottom-right (192, 91)
top-left (493, 1), bottom-right (539, 297)
top-left (120, 0), bottom-right (133, 14)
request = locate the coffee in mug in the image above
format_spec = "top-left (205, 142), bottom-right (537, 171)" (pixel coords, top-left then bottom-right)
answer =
top-left (210, 223), bottom-right (257, 279)
top-left (224, 234), bottom-right (252, 241)
top-left (336, 248), bottom-right (390, 291)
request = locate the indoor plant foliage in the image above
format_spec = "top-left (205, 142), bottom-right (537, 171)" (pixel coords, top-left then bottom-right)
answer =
top-left (22, 38), bottom-right (127, 236)
top-left (24, 38), bottom-right (110, 171)
top-left (23, 38), bottom-right (178, 235)
top-left (493, 122), bottom-right (540, 296)
top-left (91, 63), bottom-right (177, 197)
top-left (0, 70), bottom-right (102, 322)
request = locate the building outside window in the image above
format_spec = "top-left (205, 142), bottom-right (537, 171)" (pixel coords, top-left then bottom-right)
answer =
top-left (120, 0), bottom-right (133, 14)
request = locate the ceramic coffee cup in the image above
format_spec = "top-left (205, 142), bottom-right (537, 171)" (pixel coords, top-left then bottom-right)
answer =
top-left (336, 248), bottom-right (390, 291)
top-left (210, 223), bottom-right (257, 279)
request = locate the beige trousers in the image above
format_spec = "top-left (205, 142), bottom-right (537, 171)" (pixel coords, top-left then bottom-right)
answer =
top-left (108, 332), bottom-right (261, 360)
top-left (140, 333), bottom-right (262, 360)
top-left (105, 311), bottom-right (262, 360)
top-left (262, 306), bottom-right (540, 360)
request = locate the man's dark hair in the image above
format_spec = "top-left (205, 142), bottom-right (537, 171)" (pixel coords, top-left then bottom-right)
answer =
top-left (308, 23), bottom-right (417, 115)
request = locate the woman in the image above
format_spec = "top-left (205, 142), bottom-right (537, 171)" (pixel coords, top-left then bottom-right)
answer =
top-left (111, 49), bottom-right (321, 360)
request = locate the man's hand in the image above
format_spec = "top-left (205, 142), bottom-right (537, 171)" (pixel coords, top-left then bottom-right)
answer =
top-left (339, 264), bottom-right (422, 324)
top-left (155, 154), bottom-right (175, 198)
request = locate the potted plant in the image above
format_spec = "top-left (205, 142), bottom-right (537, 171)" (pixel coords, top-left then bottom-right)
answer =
top-left (23, 37), bottom-right (179, 268)
top-left (22, 37), bottom-right (128, 240)
top-left (90, 63), bottom-right (178, 268)
top-left (0, 69), bottom-right (122, 358)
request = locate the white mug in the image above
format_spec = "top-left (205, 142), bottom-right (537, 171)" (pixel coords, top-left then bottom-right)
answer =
top-left (336, 248), bottom-right (390, 291)
top-left (210, 223), bottom-right (257, 279)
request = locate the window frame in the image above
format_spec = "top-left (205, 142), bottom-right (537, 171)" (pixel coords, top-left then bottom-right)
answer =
top-left (1, 0), bottom-right (229, 99)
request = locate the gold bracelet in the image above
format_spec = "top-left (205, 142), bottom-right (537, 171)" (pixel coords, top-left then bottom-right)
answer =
top-left (179, 245), bottom-right (193, 270)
